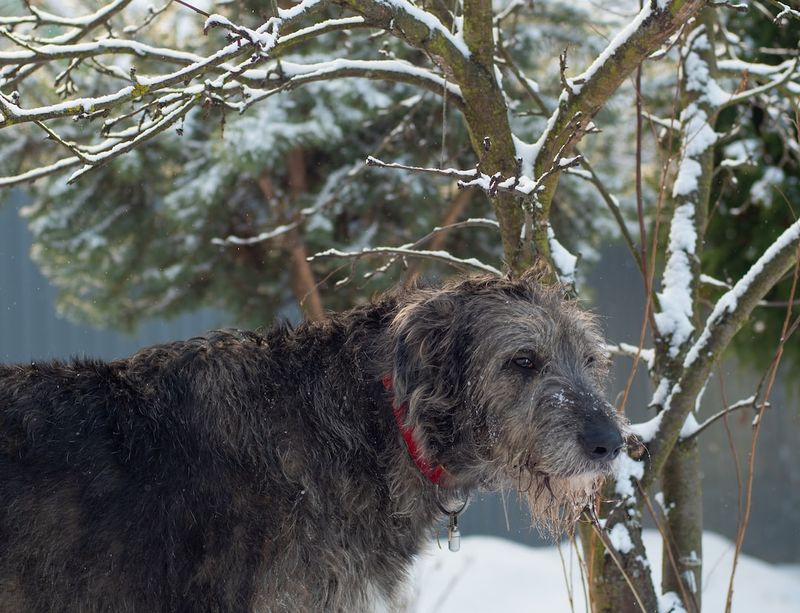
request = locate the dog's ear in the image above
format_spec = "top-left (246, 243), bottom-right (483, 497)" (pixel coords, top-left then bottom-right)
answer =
top-left (390, 290), bottom-right (466, 420)
top-left (389, 288), bottom-right (487, 475)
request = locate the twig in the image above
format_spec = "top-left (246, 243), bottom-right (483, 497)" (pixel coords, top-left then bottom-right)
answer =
top-left (174, 0), bottom-right (210, 18)
top-left (0, 156), bottom-right (82, 187)
top-left (366, 155), bottom-right (479, 180)
top-left (122, 0), bottom-right (174, 35)
top-left (67, 97), bottom-right (195, 182)
top-left (634, 43), bottom-right (651, 318)
top-left (724, 244), bottom-right (800, 613)
top-left (308, 246), bottom-right (501, 276)
top-left (680, 396), bottom-right (763, 441)
top-left (718, 368), bottom-right (744, 562)
top-left (555, 540), bottom-right (576, 613)
top-left (617, 58), bottom-right (681, 417)
top-left (637, 483), bottom-right (695, 612)
top-left (33, 120), bottom-right (92, 163)
top-left (719, 58), bottom-right (800, 109)
top-left (366, 217), bottom-right (499, 281)
top-left (568, 533), bottom-right (590, 613)
top-left (606, 343), bottom-right (655, 369)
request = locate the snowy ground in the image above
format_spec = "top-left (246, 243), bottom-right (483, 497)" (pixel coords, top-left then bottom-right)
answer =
top-left (405, 530), bottom-right (800, 612)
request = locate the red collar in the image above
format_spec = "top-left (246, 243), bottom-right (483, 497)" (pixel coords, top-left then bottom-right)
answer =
top-left (382, 374), bottom-right (446, 485)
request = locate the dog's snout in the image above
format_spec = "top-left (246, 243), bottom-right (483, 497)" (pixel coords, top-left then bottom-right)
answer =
top-left (580, 420), bottom-right (624, 462)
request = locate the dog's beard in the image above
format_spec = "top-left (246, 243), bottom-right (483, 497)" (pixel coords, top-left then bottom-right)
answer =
top-left (490, 444), bottom-right (609, 537)
top-left (517, 470), bottom-right (604, 537)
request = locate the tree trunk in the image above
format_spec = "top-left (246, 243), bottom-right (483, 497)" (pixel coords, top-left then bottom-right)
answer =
top-left (662, 440), bottom-right (703, 611)
top-left (582, 486), bottom-right (658, 612)
top-left (656, 12), bottom-right (718, 608)
top-left (285, 147), bottom-right (325, 320)
top-left (257, 149), bottom-right (325, 321)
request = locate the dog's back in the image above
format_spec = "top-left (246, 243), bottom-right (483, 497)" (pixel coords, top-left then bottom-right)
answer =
top-left (0, 335), bottom-right (286, 612)
top-left (0, 322), bottom-right (408, 613)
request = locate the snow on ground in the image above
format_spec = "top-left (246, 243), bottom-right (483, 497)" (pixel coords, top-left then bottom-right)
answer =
top-left (405, 530), bottom-right (800, 612)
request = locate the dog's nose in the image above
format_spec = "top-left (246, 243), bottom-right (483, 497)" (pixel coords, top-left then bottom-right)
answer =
top-left (580, 422), bottom-right (624, 461)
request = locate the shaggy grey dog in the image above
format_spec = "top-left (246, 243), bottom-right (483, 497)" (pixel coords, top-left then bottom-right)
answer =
top-left (0, 274), bottom-right (624, 612)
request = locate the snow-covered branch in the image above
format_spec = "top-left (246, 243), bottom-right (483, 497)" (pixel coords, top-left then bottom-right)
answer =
top-left (0, 0), bottom-right (396, 128)
top-left (685, 220), bottom-right (800, 369)
top-left (0, 0), bottom-right (131, 29)
top-left (530, 0), bottom-right (706, 183)
top-left (0, 0), bottom-right (483, 187)
top-left (719, 58), bottom-right (800, 109)
top-left (306, 216), bottom-right (501, 284)
top-left (0, 0), bottom-right (133, 39)
top-left (653, 25), bottom-right (719, 363)
top-left (366, 144), bottom-right (582, 200)
top-left (606, 343), bottom-right (656, 370)
top-left (495, 0), bottom-right (707, 276)
top-left (546, 226), bottom-right (578, 287)
top-left (238, 59), bottom-right (463, 112)
top-left (768, 0), bottom-right (800, 22)
top-left (0, 16), bottom-right (370, 73)
top-left (680, 396), bottom-right (765, 441)
top-left (335, 0), bottom-right (470, 63)
top-left (309, 246), bottom-right (501, 276)
top-left (643, 217), bottom-right (800, 487)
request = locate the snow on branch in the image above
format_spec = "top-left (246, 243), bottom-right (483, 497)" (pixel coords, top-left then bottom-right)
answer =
top-left (643, 218), bottom-right (800, 487)
top-left (238, 59), bottom-right (463, 112)
top-left (212, 223), bottom-right (299, 247)
top-left (0, 0), bottom-right (135, 91)
top-left (655, 203), bottom-right (698, 356)
top-left (606, 343), bottom-right (656, 369)
top-left (521, 0), bottom-right (706, 242)
top-left (718, 58), bottom-right (800, 109)
top-left (0, 156), bottom-right (81, 188)
top-left (309, 246), bottom-right (501, 276)
top-left (343, 0), bottom-right (470, 57)
top-left (0, 38), bottom-right (208, 68)
top-left (546, 226), bottom-right (578, 287)
top-left (0, 0), bottom-right (482, 185)
top-left (680, 396), bottom-right (765, 441)
top-left (0, 0), bottom-right (132, 32)
top-left (329, 0), bottom-right (471, 83)
top-left (1, 13), bottom-right (265, 127)
top-left (0, 0), bottom-right (339, 126)
top-left (366, 142), bottom-right (582, 200)
top-left (716, 57), bottom-right (795, 77)
top-left (769, 0), bottom-right (800, 22)
top-left (655, 25), bottom-right (717, 359)
top-left (308, 217), bottom-right (501, 284)
top-left (685, 219), bottom-right (800, 369)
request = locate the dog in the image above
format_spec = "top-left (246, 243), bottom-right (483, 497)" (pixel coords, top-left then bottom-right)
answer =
top-left (0, 273), bottom-right (625, 611)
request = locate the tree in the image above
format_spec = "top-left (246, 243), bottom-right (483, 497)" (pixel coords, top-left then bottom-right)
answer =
top-left (0, 0), bottom-right (617, 328)
top-left (1, 1), bottom-right (799, 611)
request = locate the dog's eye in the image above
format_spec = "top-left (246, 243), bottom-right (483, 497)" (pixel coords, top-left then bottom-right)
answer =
top-left (512, 356), bottom-right (540, 372)
top-left (585, 356), bottom-right (596, 367)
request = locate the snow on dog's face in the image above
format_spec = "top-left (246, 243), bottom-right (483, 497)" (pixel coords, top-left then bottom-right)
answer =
top-left (390, 274), bottom-right (626, 533)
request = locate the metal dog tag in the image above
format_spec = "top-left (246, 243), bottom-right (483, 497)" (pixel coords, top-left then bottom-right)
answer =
top-left (447, 513), bottom-right (461, 552)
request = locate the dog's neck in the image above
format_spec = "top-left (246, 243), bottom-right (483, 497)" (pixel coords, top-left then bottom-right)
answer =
top-left (381, 373), bottom-right (446, 485)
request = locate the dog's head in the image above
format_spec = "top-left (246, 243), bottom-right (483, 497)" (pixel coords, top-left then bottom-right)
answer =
top-left (388, 274), bottom-right (626, 531)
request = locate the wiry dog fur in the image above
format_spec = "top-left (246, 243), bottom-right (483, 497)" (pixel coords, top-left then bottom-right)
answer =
top-left (0, 274), bottom-right (625, 612)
